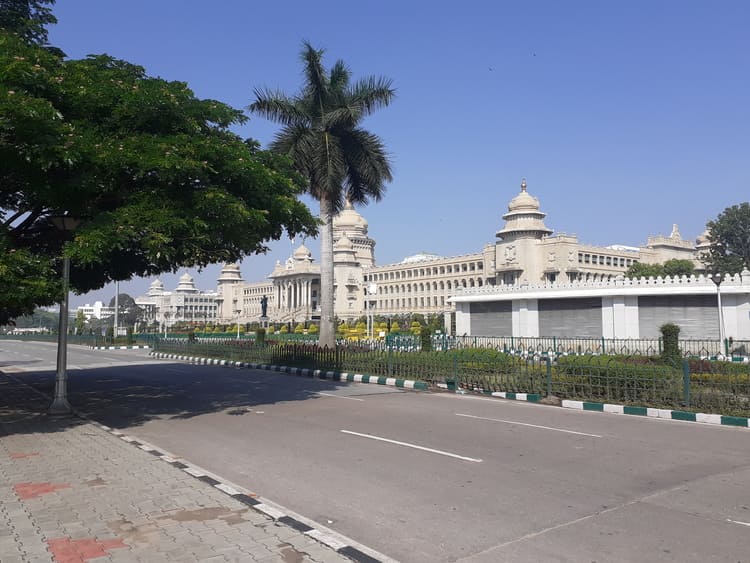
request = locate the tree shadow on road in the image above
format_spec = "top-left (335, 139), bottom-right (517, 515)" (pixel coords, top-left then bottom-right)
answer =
top-left (3, 361), bottom-right (366, 432)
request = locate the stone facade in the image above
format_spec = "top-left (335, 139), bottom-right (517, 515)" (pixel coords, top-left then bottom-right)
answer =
top-left (139, 178), bottom-right (709, 329)
top-left (451, 271), bottom-right (750, 341)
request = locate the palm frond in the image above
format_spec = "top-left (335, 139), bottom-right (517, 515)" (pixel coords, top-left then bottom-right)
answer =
top-left (322, 106), bottom-right (362, 130)
top-left (249, 89), bottom-right (308, 126)
top-left (329, 60), bottom-right (351, 93)
top-left (339, 127), bottom-right (392, 205)
top-left (300, 41), bottom-right (329, 104)
top-left (348, 77), bottom-right (395, 117)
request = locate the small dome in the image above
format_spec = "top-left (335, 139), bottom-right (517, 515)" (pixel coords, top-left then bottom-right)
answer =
top-left (293, 243), bottom-right (312, 261)
top-left (334, 200), bottom-right (368, 232)
top-left (507, 178), bottom-right (542, 212)
top-left (175, 271), bottom-right (198, 293)
top-left (334, 233), bottom-right (354, 251)
top-left (696, 229), bottom-right (711, 249)
top-left (217, 262), bottom-right (243, 284)
top-left (150, 279), bottom-right (164, 289)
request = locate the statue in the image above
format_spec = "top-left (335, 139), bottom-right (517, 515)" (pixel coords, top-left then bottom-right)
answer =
top-left (260, 295), bottom-right (268, 318)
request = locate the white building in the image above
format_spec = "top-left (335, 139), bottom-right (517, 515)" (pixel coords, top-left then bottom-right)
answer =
top-left (75, 301), bottom-right (114, 321)
top-left (135, 274), bottom-right (218, 330)
top-left (451, 271), bottom-right (750, 342)
top-left (141, 178), bottom-right (710, 330)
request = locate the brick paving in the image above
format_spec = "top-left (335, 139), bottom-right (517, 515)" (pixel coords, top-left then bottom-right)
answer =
top-left (0, 375), bottom-right (351, 563)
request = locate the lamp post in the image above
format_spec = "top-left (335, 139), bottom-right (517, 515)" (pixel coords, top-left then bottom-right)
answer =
top-left (366, 283), bottom-right (377, 339)
top-left (48, 214), bottom-right (81, 416)
top-left (711, 273), bottom-right (726, 356)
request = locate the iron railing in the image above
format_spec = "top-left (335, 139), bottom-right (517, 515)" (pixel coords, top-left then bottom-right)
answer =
top-left (152, 338), bottom-right (750, 417)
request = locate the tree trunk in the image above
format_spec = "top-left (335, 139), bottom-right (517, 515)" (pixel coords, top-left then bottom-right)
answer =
top-left (318, 197), bottom-right (336, 348)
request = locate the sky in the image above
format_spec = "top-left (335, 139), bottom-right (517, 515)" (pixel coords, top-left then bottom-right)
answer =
top-left (46, 0), bottom-right (750, 308)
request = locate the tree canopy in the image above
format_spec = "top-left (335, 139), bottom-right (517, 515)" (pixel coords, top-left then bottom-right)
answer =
top-left (250, 41), bottom-right (394, 346)
top-left (0, 0), bottom-right (57, 47)
top-left (625, 259), bottom-right (695, 279)
top-left (702, 202), bottom-right (750, 274)
top-left (0, 28), bottom-right (317, 324)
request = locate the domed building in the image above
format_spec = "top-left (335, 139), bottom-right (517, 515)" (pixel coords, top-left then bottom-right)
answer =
top-left (140, 178), bottom-right (707, 333)
top-left (135, 272), bottom-right (218, 331)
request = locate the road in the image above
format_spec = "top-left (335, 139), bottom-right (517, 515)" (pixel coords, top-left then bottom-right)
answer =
top-left (3, 339), bottom-right (750, 562)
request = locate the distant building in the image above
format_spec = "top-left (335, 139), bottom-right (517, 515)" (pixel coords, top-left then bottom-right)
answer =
top-left (135, 274), bottom-right (218, 330)
top-left (141, 179), bottom-right (708, 330)
top-left (75, 301), bottom-right (114, 321)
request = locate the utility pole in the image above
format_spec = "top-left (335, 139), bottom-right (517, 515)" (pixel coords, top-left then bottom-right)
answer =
top-left (114, 280), bottom-right (119, 338)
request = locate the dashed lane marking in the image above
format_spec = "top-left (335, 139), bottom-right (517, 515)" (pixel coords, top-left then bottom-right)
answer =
top-left (340, 430), bottom-right (482, 463)
top-left (455, 413), bottom-right (602, 438)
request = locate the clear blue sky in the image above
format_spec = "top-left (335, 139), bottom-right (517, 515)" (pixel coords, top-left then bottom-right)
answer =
top-left (48, 0), bottom-right (749, 307)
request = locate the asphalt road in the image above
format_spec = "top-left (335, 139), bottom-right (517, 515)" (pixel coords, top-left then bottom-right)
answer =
top-left (3, 339), bottom-right (750, 562)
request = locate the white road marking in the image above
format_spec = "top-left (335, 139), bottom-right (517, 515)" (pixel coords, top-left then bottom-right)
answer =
top-left (455, 413), bottom-right (602, 438)
top-left (317, 392), bottom-right (365, 401)
top-left (433, 393), bottom-right (524, 405)
top-left (727, 518), bottom-right (750, 527)
top-left (340, 430), bottom-right (482, 462)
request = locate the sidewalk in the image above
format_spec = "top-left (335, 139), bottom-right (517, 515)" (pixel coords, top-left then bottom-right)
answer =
top-left (0, 375), bottom-right (353, 563)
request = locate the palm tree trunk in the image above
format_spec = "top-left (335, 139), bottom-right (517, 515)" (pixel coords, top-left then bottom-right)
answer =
top-left (318, 197), bottom-right (336, 348)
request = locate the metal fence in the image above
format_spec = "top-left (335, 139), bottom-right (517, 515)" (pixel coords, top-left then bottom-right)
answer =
top-left (152, 338), bottom-right (750, 417)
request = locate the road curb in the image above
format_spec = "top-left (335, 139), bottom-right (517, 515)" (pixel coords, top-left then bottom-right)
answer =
top-left (89, 422), bottom-right (391, 563)
top-left (0, 370), bottom-right (393, 563)
top-left (91, 345), bottom-right (151, 350)
top-left (561, 399), bottom-right (750, 428)
top-left (149, 351), bottom-right (428, 391)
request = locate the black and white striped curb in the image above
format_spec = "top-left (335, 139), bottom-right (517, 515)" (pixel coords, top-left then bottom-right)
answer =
top-left (87, 421), bottom-right (395, 563)
top-left (0, 372), bottom-right (393, 563)
top-left (91, 345), bottom-right (150, 350)
top-left (150, 351), bottom-right (428, 391)
top-left (562, 399), bottom-right (750, 429)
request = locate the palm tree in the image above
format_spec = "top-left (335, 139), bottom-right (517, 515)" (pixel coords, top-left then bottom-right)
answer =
top-left (250, 42), bottom-right (394, 347)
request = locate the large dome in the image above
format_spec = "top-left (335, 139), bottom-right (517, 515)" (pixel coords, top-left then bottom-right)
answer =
top-left (334, 200), bottom-right (368, 233)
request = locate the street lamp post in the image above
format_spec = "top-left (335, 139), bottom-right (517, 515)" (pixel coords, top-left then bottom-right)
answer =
top-left (366, 283), bottom-right (378, 339)
top-left (48, 214), bottom-right (81, 416)
top-left (711, 273), bottom-right (726, 356)
top-left (235, 310), bottom-right (242, 340)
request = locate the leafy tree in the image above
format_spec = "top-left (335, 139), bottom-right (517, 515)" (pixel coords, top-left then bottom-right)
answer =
top-left (107, 293), bottom-right (141, 327)
top-left (0, 30), bottom-right (317, 325)
top-left (625, 259), bottom-right (694, 279)
top-left (3, 308), bottom-right (57, 330)
top-left (662, 259), bottom-right (695, 277)
top-left (703, 202), bottom-right (750, 274)
top-left (74, 309), bottom-right (86, 334)
top-left (251, 42), bottom-right (394, 347)
top-left (0, 0), bottom-right (57, 47)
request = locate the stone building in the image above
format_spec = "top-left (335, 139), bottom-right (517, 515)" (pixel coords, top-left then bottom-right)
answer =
top-left (136, 274), bottom-right (218, 331)
top-left (140, 178), bottom-right (708, 330)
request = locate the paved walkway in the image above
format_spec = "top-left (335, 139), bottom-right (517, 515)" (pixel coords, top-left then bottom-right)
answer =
top-left (0, 375), bottom-right (352, 563)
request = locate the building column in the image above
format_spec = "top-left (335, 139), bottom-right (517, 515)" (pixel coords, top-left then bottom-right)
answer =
top-left (512, 299), bottom-right (539, 337)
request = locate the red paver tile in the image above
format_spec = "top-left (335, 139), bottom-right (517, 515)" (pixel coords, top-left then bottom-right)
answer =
top-left (9, 452), bottom-right (40, 459)
top-left (14, 482), bottom-right (71, 499)
top-left (47, 536), bottom-right (127, 562)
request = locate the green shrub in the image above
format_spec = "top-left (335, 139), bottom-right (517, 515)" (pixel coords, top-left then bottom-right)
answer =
top-left (420, 327), bottom-right (432, 352)
top-left (660, 323), bottom-right (682, 366)
top-left (255, 328), bottom-right (266, 345)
